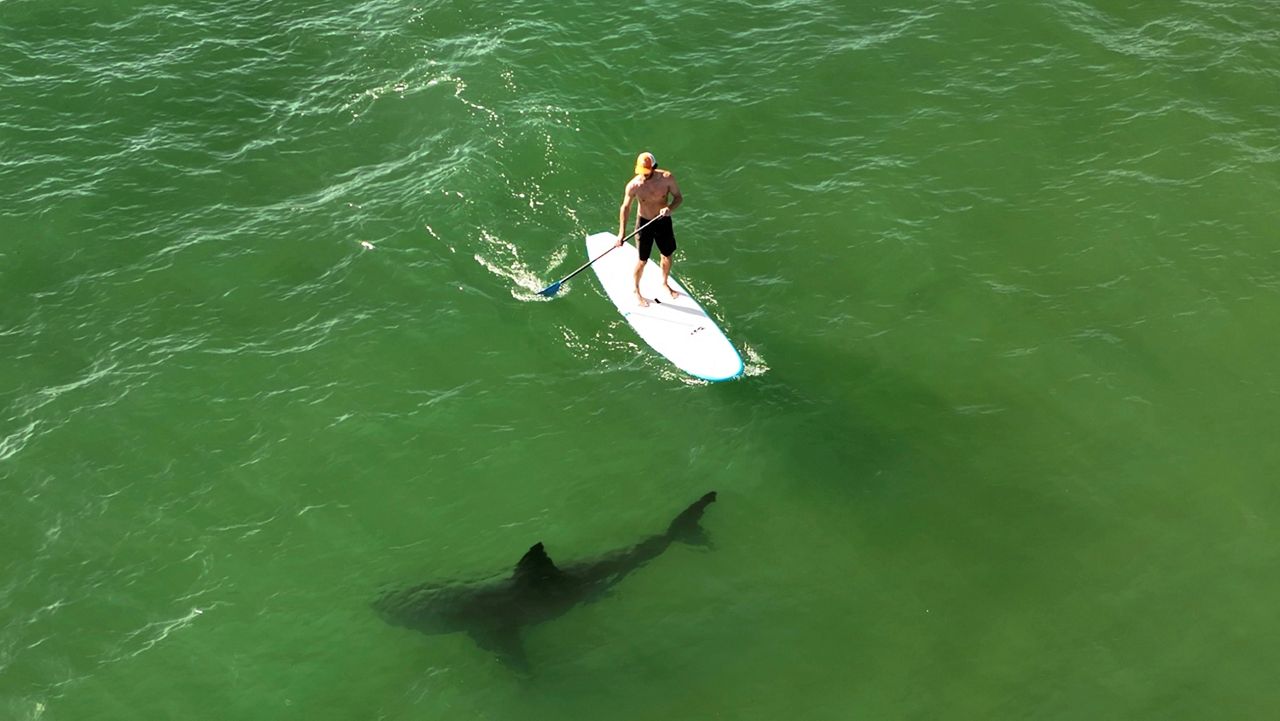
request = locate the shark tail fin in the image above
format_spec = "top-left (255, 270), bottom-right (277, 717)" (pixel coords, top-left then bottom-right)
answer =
top-left (666, 491), bottom-right (717, 547)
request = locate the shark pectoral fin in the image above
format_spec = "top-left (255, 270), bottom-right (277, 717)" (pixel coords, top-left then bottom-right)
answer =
top-left (468, 626), bottom-right (530, 672)
top-left (514, 542), bottom-right (563, 582)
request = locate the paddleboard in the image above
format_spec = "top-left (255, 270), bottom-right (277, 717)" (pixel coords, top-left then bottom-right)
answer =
top-left (585, 231), bottom-right (744, 382)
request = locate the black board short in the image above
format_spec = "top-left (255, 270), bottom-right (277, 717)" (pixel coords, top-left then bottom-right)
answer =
top-left (637, 216), bottom-right (677, 261)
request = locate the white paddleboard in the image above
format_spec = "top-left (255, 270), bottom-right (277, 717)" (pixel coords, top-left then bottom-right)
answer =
top-left (586, 231), bottom-right (744, 382)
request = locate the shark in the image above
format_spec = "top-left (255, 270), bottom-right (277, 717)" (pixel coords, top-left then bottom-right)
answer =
top-left (373, 491), bottom-right (718, 670)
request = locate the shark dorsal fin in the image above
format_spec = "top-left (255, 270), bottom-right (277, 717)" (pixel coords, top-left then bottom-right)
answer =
top-left (514, 542), bottom-right (562, 582)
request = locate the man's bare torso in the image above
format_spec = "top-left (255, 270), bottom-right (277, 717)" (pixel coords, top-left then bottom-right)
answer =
top-left (628, 170), bottom-right (676, 219)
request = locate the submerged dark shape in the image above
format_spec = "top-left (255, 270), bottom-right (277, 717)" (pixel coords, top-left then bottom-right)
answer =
top-left (374, 491), bottom-right (718, 670)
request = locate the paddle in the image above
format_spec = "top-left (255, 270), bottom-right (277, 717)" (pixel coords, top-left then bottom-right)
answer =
top-left (538, 216), bottom-right (661, 297)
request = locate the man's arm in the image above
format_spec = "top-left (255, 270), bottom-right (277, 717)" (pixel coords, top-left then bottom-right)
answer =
top-left (617, 182), bottom-right (636, 245)
top-left (662, 174), bottom-right (683, 216)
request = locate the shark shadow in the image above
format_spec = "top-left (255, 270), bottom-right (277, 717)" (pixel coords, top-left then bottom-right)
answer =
top-left (373, 492), bottom-right (718, 671)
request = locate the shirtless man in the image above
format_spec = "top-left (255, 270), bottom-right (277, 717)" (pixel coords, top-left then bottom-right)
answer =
top-left (617, 151), bottom-right (683, 307)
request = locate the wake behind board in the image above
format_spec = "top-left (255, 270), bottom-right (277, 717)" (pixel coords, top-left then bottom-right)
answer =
top-left (586, 231), bottom-right (744, 382)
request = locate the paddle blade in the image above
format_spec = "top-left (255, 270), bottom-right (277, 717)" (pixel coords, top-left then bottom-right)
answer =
top-left (537, 281), bottom-right (562, 297)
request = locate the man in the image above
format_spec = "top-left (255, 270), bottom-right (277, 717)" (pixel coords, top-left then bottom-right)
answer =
top-left (617, 151), bottom-right (683, 307)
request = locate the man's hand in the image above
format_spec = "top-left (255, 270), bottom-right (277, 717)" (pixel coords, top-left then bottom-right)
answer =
top-left (615, 234), bottom-right (624, 247)
top-left (658, 207), bottom-right (671, 217)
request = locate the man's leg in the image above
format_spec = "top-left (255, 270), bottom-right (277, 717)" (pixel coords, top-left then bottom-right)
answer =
top-left (660, 254), bottom-right (678, 298)
top-left (633, 260), bottom-right (649, 307)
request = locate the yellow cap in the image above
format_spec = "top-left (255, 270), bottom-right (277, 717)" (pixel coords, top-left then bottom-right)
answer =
top-left (634, 152), bottom-right (657, 175)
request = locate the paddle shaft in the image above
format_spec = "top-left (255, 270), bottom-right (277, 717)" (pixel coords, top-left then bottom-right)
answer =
top-left (543, 215), bottom-right (662, 292)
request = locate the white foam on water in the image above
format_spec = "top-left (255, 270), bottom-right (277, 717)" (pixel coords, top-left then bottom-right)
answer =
top-left (473, 228), bottom-right (569, 301)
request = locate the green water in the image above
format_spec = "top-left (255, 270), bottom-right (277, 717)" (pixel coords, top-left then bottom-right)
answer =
top-left (3, 0), bottom-right (1279, 718)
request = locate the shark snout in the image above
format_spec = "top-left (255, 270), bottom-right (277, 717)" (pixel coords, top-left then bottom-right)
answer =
top-left (373, 586), bottom-right (460, 636)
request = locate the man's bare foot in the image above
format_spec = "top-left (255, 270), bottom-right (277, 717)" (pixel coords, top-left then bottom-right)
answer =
top-left (635, 292), bottom-right (650, 308)
top-left (664, 285), bottom-right (679, 299)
